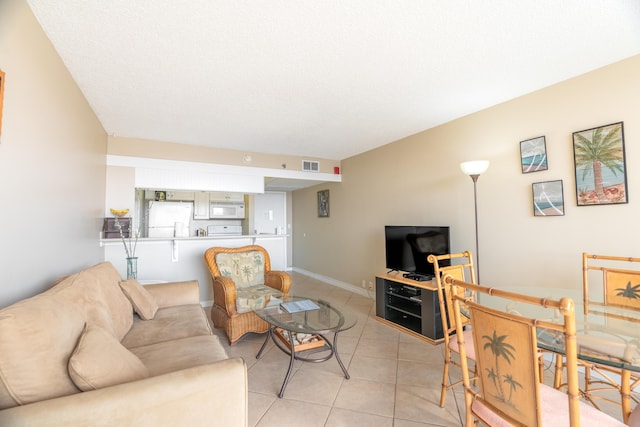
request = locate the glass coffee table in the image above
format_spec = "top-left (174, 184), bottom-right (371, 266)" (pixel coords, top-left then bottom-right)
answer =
top-left (254, 296), bottom-right (357, 397)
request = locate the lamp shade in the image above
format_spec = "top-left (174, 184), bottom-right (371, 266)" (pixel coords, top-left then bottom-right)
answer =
top-left (460, 160), bottom-right (490, 176)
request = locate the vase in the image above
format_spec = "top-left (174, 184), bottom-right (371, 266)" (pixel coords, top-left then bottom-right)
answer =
top-left (126, 257), bottom-right (138, 280)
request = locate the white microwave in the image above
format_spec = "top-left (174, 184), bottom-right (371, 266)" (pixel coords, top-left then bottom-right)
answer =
top-left (209, 203), bottom-right (245, 219)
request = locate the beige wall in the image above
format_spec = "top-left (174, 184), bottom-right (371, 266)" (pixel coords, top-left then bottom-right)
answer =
top-left (0, 1), bottom-right (107, 306)
top-left (293, 55), bottom-right (640, 293)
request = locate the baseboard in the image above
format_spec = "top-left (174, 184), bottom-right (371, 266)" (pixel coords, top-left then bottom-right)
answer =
top-left (292, 267), bottom-right (372, 298)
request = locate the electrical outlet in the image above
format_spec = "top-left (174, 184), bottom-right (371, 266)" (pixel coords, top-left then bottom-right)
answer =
top-left (368, 281), bottom-right (374, 291)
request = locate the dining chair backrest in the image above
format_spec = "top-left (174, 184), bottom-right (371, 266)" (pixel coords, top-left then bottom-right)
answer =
top-left (428, 251), bottom-right (477, 407)
top-left (428, 251), bottom-right (476, 337)
top-left (583, 252), bottom-right (640, 314)
top-left (444, 274), bottom-right (580, 427)
top-left (580, 252), bottom-right (640, 423)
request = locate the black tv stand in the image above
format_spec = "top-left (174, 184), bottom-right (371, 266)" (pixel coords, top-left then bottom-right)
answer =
top-left (375, 273), bottom-right (444, 344)
top-left (402, 273), bottom-right (433, 282)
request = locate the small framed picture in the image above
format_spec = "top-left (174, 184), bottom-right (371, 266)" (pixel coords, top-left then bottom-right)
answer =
top-left (573, 121), bottom-right (627, 206)
top-left (317, 190), bottom-right (329, 217)
top-left (154, 191), bottom-right (166, 201)
top-left (532, 180), bottom-right (564, 216)
top-left (520, 136), bottom-right (548, 173)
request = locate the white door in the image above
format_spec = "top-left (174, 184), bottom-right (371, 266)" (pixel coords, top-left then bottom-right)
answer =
top-left (253, 192), bottom-right (286, 234)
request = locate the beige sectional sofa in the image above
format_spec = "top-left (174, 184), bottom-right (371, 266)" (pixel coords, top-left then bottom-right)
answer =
top-left (0, 262), bottom-right (247, 426)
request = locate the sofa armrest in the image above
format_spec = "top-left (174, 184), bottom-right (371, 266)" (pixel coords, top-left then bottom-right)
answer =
top-left (0, 358), bottom-right (247, 427)
top-left (144, 280), bottom-right (200, 308)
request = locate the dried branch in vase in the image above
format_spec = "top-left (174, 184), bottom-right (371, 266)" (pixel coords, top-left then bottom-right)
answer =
top-left (109, 208), bottom-right (140, 258)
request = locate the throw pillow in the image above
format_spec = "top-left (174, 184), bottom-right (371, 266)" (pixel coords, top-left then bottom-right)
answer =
top-left (68, 324), bottom-right (149, 391)
top-left (119, 279), bottom-right (159, 320)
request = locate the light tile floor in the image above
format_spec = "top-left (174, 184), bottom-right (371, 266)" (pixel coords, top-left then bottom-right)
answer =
top-left (208, 272), bottom-right (625, 426)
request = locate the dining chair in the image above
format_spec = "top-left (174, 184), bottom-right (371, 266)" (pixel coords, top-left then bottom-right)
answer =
top-left (444, 274), bottom-right (625, 427)
top-left (428, 251), bottom-right (478, 408)
top-left (578, 252), bottom-right (640, 422)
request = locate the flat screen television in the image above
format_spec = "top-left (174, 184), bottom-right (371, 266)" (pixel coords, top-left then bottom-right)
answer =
top-left (384, 225), bottom-right (451, 280)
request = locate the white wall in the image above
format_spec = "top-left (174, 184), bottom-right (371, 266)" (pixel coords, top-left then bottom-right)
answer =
top-left (292, 55), bottom-right (640, 294)
top-left (0, 1), bottom-right (107, 306)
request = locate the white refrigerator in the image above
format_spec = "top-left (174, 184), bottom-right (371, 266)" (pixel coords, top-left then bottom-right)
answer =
top-left (147, 201), bottom-right (193, 238)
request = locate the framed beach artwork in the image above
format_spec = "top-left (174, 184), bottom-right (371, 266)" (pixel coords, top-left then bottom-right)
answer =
top-left (520, 136), bottom-right (548, 173)
top-left (573, 122), bottom-right (627, 206)
top-left (532, 180), bottom-right (564, 216)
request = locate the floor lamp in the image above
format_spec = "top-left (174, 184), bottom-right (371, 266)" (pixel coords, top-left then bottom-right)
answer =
top-left (460, 160), bottom-right (490, 283)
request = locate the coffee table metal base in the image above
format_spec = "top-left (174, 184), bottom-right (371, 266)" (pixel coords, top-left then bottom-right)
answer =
top-left (256, 326), bottom-right (350, 398)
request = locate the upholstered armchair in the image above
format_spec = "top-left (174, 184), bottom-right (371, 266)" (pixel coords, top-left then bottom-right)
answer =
top-left (204, 245), bottom-right (291, 344)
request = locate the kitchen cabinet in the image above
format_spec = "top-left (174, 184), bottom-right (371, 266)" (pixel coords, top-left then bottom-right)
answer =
top-left (144, 190), bottom-right (195, 201)
top-left (194, 191), bottom-right (210, 220)
top-left (166, 191), bottom-right (195, 201)
top-left (209, 192), bottom-right (243, 202)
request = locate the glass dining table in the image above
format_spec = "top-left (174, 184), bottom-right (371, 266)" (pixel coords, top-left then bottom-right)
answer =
top-left (476, 287), bottom-right (640, 421)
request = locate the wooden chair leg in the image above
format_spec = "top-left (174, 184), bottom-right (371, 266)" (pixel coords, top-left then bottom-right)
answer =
top-left (622, 369), bottom-right (632, 424)
top-left (538, 352), bottom-right (545, 382)
top-left (440, 356), bottom-right (450, 407)
top-left (553, 353), bottom-right (564, 389)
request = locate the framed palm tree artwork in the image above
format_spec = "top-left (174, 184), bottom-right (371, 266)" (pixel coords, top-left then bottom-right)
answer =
top-left (573, 122), bottom-right (628, 206)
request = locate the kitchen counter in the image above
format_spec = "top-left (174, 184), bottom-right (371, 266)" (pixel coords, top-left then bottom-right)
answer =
top-left (102, 234), bottom-right (288, 305)
top-left (100, 233), bottom-right (288, 243)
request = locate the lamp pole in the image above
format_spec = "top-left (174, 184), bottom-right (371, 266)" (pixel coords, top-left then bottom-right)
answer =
top-left (460, 160), bottom-right (489, 284)
top-left (470, 173), bottom-right (481, 283)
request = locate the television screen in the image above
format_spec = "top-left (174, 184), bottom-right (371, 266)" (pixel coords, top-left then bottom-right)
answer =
top-left (384, 226), bottom-right (450, 279)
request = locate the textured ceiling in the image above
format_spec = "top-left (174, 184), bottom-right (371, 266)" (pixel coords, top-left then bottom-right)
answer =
top-left (27, 1), bottom-right (640, 160)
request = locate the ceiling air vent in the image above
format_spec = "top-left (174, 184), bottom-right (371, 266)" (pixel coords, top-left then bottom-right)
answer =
top-left (302, 160), bottom-right (320, 172)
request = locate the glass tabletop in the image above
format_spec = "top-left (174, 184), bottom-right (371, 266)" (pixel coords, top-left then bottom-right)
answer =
top-left (254, 296), bottom-right (357, 335)
top-left (539, 304), bottom-right (640, 371)
top-left (475, 287), bottom-right (640, 372)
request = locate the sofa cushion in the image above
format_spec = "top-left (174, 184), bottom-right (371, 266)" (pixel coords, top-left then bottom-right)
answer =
top-left (121, 305), bottom-right (213, 349)
top-left (46, 274), bottom-right (117, 336)
top-left (119, 279), bottom-right (159, 320)
top-left (0, 295), bottom-right (84, 409)
top-left (130, 335), bottom-right (228, 376)
top-left (68, 324), bottom-right (149, 391)
top-left (50, 262), bottom-right (134, 340)
top-left (215, 251), bottom-right (265, 288)
top-left (76, 262), bottom-right (134, 340)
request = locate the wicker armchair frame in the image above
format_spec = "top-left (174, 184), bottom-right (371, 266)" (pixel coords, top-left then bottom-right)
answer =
top-left (204, 245), bottom-right (291, 344)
